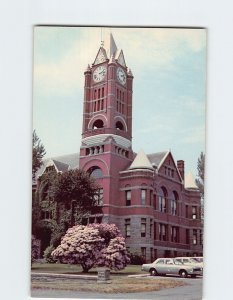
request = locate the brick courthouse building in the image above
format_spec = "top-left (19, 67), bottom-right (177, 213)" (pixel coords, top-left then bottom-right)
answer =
top-left (36, 34), bottom-right (203, 261)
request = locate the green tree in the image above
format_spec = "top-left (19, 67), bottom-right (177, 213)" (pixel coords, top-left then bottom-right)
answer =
top-left (195, 152), bottom-right (205, 198)
top-left (196, 152), bottom-right (205, 219)
top-left (32, 169), bottom-right (101, 258)
top-left (32, 130), bottom-right (46, 179)
top-left (49, 169), bottom-right (100, 218)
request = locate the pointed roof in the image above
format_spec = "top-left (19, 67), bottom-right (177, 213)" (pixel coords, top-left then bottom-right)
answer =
top-left (129, 149), bottom-right (154, 170)
top-left (93, 47), bottom-right (108, 65)
top-left (116, 50), bottom-right (126, 67)
top-left (105, 33), bottom-right (118, 59)
top-left (185, 171), bottom-right (198, 189)
top-left (147, 151), bottom-right (168, 169)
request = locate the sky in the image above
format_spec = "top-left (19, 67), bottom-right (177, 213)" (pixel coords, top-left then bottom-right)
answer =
top-left (33, 26), bottom-right (206, 177)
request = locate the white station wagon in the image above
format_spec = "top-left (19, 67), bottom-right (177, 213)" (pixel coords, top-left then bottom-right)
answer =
top-left (141, 258), bottom-right (202, 278)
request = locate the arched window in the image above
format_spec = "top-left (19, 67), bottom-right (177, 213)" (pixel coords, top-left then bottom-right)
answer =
top-left (158, 187), bottom-right (167, 213)
top-left (171, 191), bottom-right (179, 216)
top-left (116, 121), bottom-right (124, 131)
top-left (89, 166), bottom-right (103, 179)
top-left (93, 119), bottom-right (104, 129)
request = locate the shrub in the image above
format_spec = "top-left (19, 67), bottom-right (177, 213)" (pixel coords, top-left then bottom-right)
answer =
top-left (52, 223), bottom-right (130, 272)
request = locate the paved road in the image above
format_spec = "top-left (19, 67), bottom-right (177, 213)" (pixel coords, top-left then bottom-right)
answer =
top-left (31, 275), bottom-right (202, 300)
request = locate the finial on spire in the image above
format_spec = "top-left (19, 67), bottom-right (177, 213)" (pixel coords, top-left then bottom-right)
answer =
top-left (85, 64), bottom-right (91, 72)
top-left (127, 68), bottom-right (133, 76)
top-left (101, 40), bottom-right (104, 47)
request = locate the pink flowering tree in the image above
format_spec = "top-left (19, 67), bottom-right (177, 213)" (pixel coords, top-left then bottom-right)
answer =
top-left (51, 223), bottom-right (130, 272)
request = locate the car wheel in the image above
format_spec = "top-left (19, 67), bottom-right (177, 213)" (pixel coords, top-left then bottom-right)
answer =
top-left (179, 270), bottom-right (188, 278)
top-left (150, 268), bottom-right (157, 276)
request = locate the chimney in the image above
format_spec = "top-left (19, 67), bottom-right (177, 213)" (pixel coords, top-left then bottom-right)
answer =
top-left (177, 160), bottom-right (185, 180)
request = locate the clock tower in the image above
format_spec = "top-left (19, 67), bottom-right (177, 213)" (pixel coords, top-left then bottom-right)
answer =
top-left (79, 33), bottom-right (134, 220)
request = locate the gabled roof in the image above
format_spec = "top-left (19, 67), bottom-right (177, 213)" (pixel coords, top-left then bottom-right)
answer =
top-left (93, 47), bottom-right (108, 65)
top-left (185, 171), bottom-right (198, 189)
top-left (35, 153), bottom-right (79, 179)
top-left (129, 149), bottom-right (154, 170)
top-left (52, 159), bottom-right (70, 172)
top-left (147, 151), bottom-right (168, 169)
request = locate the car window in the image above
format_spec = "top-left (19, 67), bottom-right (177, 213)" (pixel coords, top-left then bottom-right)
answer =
top-left (165, 259), bottom-right (173, 265)
top-left (174, 259), bottom-right (182, 265)
top-left (156, 259), bottom-right (165, 264)
top-left (183, 259), bottom-right (189, 263)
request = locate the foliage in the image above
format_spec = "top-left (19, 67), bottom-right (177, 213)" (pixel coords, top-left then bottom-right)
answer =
top-left (31, 235), bottom-right (40, 264)
top-left (128, 252), bottom-right (146, 265)
top-left (43, 245), bottom-right (56, 263)
top-left (195, 152), bottom-right (205, 219)
top-left (49, 169), bottom-right (99, 212)
top-left (103, 236), bottom-right (130, 270)
top-left (52, 223), bottom-right (130, 273)
top-left (32, 130), bottom-right (46, 180)
top-left (32, 168), bottom-right (100, 252)
top-left (195, 152), bottom-right (205, 198)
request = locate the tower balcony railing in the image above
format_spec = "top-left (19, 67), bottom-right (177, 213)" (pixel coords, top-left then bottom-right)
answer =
top-left (83, 127), bottom-right (131, 140)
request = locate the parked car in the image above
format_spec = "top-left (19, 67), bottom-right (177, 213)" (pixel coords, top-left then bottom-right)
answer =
top-left (190, 256), bottom-right (203, 263)
top-left (141, 258), bottom-right (202, 278)
top-left (175, 257), bottom-right (203, 269)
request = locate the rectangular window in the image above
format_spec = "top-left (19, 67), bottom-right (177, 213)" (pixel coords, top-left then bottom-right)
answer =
top-left (96, 216), bottom-right (102, 224)
top-left (159, 196), bottom-right (162, 211)
top-left (41, 210), bottom-right (52, 220)
top-left (125, 219), bottom-right (131, 237)
top-left (125, 190), bottom-right (131, 206)
top-left (141, 189), bottom-right (146, 205)
top-left (150, 219), bottom-right (153, 237)
top-left (81, 218), bottom-right (88, 225)
top-left (89, 217), bottom-right (95, 224)
top-left (141, 218), bottom-right (146, 237)
top-left (159, 224), bottom-right (167, 241)
top-left (192, 206), bottom-right (197, 219)
top-left (150, 248), bottom-right (153, 262)
top-left (94, 188), bottom-right (103, 206)
top-left (159, 196), bottom-right (166, 212)
top-left (141, 247), bottom-right (146, 261)
top-left (186, 205), bottom-right (189, 218)
top-left (171, 200), bottom-right (177, 215)
top-left (154, 222), bottom-right (157, 240)
top-left (193, 229), bottom-right (197, 245)
top-left (154, 249), bottom-right (157, 261)
top-left (150, 190), bottom-right (153, 206)
top-left (186, 229), bottom-right (190, 244)
top-left (153, 194), bottom-right (156, 209)
top-left (171, 226), bottom-right (179, 243)
top-left (200, 230), bottom-right (203, 245)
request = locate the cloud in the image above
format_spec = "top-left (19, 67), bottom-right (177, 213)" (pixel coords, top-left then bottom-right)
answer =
top-left (33, 27), bottom-right (206, 97)
top-left (180, 125), bottom-right (205, 144)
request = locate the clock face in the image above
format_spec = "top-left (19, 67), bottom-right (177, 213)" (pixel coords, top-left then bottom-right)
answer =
top-left (93, 65), bottom-right (107, 82)
top-left (117, 67), bottom-right (126, 85)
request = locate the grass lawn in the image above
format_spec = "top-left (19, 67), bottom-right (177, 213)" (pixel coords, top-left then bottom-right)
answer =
top-left (31, 263), bottom-right (186, 293)
top-left (32, 263), bottom-right (143, 275)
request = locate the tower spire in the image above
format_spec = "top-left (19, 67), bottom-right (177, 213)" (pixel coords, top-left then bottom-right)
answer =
top-left (105, 32), bottom-right (118, 59)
